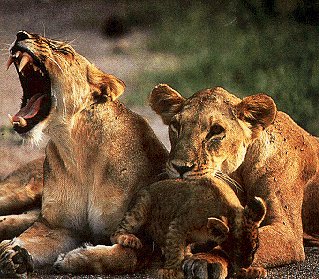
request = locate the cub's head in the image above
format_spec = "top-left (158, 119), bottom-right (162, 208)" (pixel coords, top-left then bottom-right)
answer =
top-left (150, 84), bottom-right (276, 178)
top-left (207, 197), bottom-right (266, 270)
top-left (7, 31), bottom-right (125, 143)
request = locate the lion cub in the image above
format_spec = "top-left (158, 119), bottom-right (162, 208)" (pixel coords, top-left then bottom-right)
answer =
top-left (111, 177), bottom-right (267, 279)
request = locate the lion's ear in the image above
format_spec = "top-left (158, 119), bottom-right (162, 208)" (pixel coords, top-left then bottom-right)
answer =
top-left (100, 74), bottom-right (125, 101)
top-left (235, 94), bottom-right (277, 137)
top-left (207, 217), bottom-right (229, 243)
top-left (88, 65), bottom-right (125, 102)
top-left (244, 197), bottom-right (267, 227)
top-left (149, 84), bottom-right (185, 125)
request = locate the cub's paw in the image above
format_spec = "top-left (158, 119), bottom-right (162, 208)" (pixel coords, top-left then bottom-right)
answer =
top-left (183, 258), bottom-right (227, 279)
top-left (0, 240), bottom-right (33, 276)
top-left (234, 266), bottom-right (267, 278)
top-left (158, 268), bottom-right (184, 279)
top-left (111, 233), bottom-right (143, 249)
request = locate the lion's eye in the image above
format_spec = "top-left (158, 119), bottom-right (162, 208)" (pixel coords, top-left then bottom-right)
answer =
top-left (206, 124), bottom-right (225, 141)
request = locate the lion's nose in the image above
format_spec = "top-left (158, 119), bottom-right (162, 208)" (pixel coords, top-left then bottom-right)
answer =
top-left (171, 160), bottom-right (195, 176)
top-left (16, 31), bottom-right (31, 42)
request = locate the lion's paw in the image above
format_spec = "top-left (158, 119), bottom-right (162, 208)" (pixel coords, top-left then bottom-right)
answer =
top-left (0, 240), bottom-right (33, 276)
top-left (234, 266), bottom-right (267, 278)
top-left (158, 268), bottom-right (184, 279)
top-left (183, 258), bottom-right (227, 279)
top-left (53, 251), bottom-right (78, 274)
top-left (112, 233), bottom-right (143, 249)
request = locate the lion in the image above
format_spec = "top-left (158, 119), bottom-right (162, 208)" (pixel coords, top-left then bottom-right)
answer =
top-left (111, 176), bottom-right (267, 279)
top-left (149, 84), bottom-right (319, 273)
top-left (0, 157), bottom-right (43, 240)
top-left (0, 31), bottom-right (168, 276)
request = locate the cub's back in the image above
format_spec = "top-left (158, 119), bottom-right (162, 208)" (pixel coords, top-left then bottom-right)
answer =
top-left (145, 177), bottom-right (242, 245)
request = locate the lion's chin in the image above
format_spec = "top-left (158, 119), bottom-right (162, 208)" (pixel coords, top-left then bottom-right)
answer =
top-left (18, 119), bottom-right (49, 147)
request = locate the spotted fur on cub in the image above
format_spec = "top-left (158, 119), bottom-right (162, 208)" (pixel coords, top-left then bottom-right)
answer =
top-left (112, 177), bottom-right (267, 279)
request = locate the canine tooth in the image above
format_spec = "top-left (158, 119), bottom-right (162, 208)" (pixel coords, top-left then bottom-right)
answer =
top-left (32, 64), bottom-right (39, 71)
top-left (6, 56), bottom-right (14, 70)
top-left (7, 114), bottom-right (13, 124)
top-left (19, 55), bottom-right (30, 72)
top-left (18, 117), bottom-right (27, 127)
top-left (14, 51), bottom-right (21, 58)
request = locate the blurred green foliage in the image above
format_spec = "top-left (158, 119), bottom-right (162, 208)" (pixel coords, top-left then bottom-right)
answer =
top-left (123, 0), bottom-right (319, 135)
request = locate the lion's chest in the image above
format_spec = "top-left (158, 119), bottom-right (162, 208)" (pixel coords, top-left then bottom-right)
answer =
top-left (42, 170), bottom-right (130, 239)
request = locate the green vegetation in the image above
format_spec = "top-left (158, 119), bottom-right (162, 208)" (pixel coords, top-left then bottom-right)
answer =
top-left (123, 1), bottom-right (319, 135)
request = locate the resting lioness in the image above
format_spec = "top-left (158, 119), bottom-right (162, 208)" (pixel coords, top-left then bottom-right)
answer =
top-left (111, 177), bottom-right (267, 279)
top-left (0, 31), bottom-right (168, 276)
top-left (149, 84), bottom-right (319, 273)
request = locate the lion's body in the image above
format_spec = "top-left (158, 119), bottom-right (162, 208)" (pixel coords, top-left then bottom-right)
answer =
top-left (43, 101), bottom-right (166, 239)
top-left (0, 31), bottom-right (168, 276)
top-left (112, 177), bottom-right (267, 279)
top-left (234, 110), bottom-right (319, 266)
top-left (149, 84), bottom-right (319, 269)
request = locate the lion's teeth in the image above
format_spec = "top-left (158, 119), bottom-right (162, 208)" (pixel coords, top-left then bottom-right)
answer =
top-left (6, 56), bottom-right (14, 70)
top-left (14, 51), bottom-right (21, 58)
top-left (33, 64), bottom-right (39, 71)
top-left (7, 114), bottom-right (13, 125)
top-left (18, 117), bottom-right (27, 127)
top-left (18, 55), bottom-right (30, 72)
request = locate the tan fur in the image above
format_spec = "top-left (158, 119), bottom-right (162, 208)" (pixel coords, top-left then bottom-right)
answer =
top-left (111, 177), bottom-right (267, 278)
top-left (0, 158), bottom-right (43, 240)
top-left (0, 32), bottom-right (168, 276)
top-left (149, 84), bottom-right (319, 269)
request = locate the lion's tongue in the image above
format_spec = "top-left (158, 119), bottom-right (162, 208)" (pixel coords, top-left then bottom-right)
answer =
top-left (12, 94), bottom-right (47, 122)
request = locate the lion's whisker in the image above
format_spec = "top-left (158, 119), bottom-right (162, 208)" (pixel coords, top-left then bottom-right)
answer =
top-left (47, 56), bottom-right (64, 74)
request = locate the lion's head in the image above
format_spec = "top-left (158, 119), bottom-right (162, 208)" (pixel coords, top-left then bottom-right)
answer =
top-left (150, 84), bottom-right (277, 178)
top-left (7, 31), bottom-right (125, 144)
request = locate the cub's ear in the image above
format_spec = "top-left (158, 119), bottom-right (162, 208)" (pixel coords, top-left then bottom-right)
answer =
top-left (88, 65), bottom-right (125, 102)
top-left (207, 217), bottom-right (229, 243)
top-left (235, 94), bottom-right (277, 138)
top-left (244, 197), bottom-right (267, 227)
top-left (149, 84), bottom-right (185, 125)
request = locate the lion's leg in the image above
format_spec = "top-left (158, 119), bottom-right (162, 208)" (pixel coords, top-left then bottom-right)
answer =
top-left (111, 189), bottom-right (150, 249)
top-left (0, 221), bottom-right (80, 276)
top-left (183, 250), bottom-right (267, 279)
top-left (253, 223), bottom-right (305, 267)
top-left (0, 209), bottom-right (40, 240)
top-left (157, 220), bottom-right (188, 279)
top-left (53, 243), bottom-right (149, 274)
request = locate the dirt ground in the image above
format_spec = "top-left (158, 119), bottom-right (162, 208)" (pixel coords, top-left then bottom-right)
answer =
top-left (0, 1), bottom-right (318, 278)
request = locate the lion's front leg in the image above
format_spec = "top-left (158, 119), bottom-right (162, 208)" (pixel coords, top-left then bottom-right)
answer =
top-left (253, 223), bottom-right (305, 267)
top-left (53, 243), bottom-right (147, 274)
top-left (0, 221), bottom-right (80, 276)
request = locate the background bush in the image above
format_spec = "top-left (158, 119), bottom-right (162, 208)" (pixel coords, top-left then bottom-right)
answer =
top-left (122, 0), bottom-right (319, 135)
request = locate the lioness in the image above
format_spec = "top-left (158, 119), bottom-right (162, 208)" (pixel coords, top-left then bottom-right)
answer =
top-left (111, 177), bottom-right (267, 279)
top-left (149, 84), bottom-right (319, 270)
top-left (0, 31), bottom-right (168, 276)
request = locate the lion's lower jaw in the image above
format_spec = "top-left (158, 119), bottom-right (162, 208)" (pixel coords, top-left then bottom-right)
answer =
top-left (19, 120), bottom-right (49, 147)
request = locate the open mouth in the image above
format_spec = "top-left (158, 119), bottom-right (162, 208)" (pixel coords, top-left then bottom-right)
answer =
top-left (7, 47), bottom-right (52, 135)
